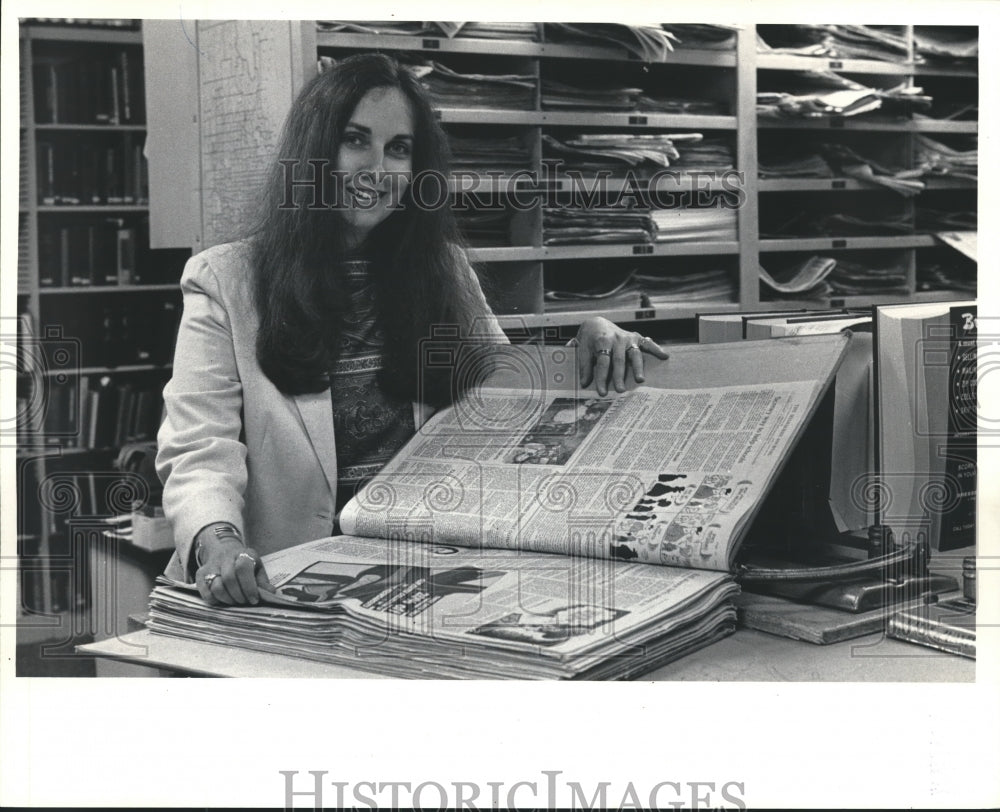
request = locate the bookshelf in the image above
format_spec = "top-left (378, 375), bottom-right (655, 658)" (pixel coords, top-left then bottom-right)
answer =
top-left (144, 21), bottom-right (977, 333)
top-left (16, 20), bottom-right (184, 647)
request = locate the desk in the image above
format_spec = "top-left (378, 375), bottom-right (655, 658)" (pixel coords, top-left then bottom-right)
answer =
top-left (78, 626), bottom-right (974, 681)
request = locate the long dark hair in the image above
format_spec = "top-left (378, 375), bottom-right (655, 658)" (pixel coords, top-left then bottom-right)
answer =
top-left (247, 53), bottom-right (491, 403)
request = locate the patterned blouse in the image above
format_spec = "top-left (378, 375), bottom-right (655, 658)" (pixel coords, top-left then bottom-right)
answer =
top-left (329, 256), bottom-right (416, 516)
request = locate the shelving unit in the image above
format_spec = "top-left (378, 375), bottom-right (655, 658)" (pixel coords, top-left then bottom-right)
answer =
top-left (306, 23), bottom-right (977, 325)
top-left (16, 20), bottom-right (183, 647)
top-left (145, 20), bottom-right (974, 333)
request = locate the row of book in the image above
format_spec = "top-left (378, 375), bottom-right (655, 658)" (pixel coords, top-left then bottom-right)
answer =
top-left (36, 138), bottom-right (148, 206)
top-left (38, 217), bottom-right (147, 287)
top-left (32, 48), bottom-right (145, 125)
top-left (38, 375), bottom-right (165, 450)
top-left (25, 18), bottom-right (139, 29)
top-left (38, 296), bottom-right (180, 368)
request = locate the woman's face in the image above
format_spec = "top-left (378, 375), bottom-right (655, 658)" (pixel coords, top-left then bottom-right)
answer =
top-left (335, 85), bottom-right (414, 247)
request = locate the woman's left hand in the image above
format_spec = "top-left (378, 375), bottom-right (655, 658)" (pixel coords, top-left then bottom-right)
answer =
top-left (570, 316), bottom-right (669, 396)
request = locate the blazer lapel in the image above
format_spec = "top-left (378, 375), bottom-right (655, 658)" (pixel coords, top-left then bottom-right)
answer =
top-left (293, 390), bottom-right (338, 498)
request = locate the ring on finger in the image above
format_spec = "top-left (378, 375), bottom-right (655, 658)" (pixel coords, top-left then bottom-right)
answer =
top-left (237, 551), bottom-right (257, 567)
top-left (626, 343), bottom-right (640, 353)
top-left (596, 348), bottom-right (613, 357)
top-left (205, 573), bottom-right (219, 587)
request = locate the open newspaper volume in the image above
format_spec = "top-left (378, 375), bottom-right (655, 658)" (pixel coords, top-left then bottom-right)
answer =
top-left (148, 334), bottom-right (851, 679)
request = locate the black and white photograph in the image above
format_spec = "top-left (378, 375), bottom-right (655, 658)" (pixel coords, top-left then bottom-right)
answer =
top-left (1, 2), bottom-right (997, 809)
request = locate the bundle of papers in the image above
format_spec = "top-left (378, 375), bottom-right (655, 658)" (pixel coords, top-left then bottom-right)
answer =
top-left (544, 270), bottom-right (645, 312)
top-left (670, 138), bottom-right (735, 171)
top-left (916, 208), bottom-right (977, 231)
top-left (918, 260), bottom-right (976, 294)
top-left (651, 207), bottom-right (737, 242)
top-left (763, 210), bottom-right (913, 238)
top-left (148, 536), bottom-right (738, 680)
top-left (913, 27), bottom-right (978, 60)
top-left (759, 256), bottom-right (836, 296)
top-left (819, 143), bottom-right (926, 196)
top-left (544, 23), bottom-right (678, 61)
top-left (542, 133), bottom-right (693, 168)
top-left (635, 95), bottom-right (725, 115)
top-left (915, 135), bottom-right (978, 182)
top-left (444, 22), bottom-right (540, 41)
top-left (316, 21), bottom-right (540, 41)
top-left (637, 269), bottom-right (736, 305)
top-left (826, 258), bottom-right (909, 296)
top-left (448, 134), bottom-right (532, 173)
top-left (756, 24), bottom-right (909, 63)
top-left (543, 134), bottom-right (733, 173)
top-left (759, 152), bottom-right (834, 179)
top-left (542, 79), bottom-right (644, 111)
top-left (660, 24), bottom-right (738, 50)
top-left (412, 62), bottom-right (536, 109)
top-left (455, 209), bottom-right (511, 246)
top-left (757, 71), bottom-right (931, 119)
top-left (543, 206), bottom-right (653, 244)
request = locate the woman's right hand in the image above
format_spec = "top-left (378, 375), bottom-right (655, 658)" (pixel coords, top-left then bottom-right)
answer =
top-left (193, 533), bottom-right (275, 606)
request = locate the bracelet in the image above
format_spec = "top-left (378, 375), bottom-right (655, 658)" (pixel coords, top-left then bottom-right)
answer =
top-left (212, 523), bottom-right (243, 542)
top-left (195, 524), bottom-right (244, 568)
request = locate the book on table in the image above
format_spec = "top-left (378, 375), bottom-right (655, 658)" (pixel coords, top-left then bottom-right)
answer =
top-left (873, 301), bottom-right (977, 552)
top-left (148, 334), bottom-right (851, 679)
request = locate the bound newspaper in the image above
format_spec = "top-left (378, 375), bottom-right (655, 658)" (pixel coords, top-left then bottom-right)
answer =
top-left (149, 334), bottom-right (850, 679)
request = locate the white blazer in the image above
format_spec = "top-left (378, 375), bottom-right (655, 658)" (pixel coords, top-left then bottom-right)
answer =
top-left (156, 241), bottom-right (505, 580)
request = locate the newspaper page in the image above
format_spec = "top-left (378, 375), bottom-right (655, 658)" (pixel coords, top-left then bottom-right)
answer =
top-left (340, 380), bottom-right (821, 571)
top-left (150, 535), bottom-right (738, 679)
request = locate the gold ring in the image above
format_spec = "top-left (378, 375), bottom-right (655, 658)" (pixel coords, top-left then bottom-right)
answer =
top-left (596, 349), bottom-right (613, 357)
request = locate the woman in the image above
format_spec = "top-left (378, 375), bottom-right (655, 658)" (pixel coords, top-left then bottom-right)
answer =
top-left (156, 54), bottom-right (666, 606)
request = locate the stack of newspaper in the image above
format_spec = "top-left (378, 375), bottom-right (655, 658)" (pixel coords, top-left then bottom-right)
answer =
top-left (544, 23), bottom-right (678, 61)
top-left (449, 133), bottom-right (532, 174)
top-left (756, 24), bottom-right (910, 62)
top-left (915, 135), bottom-right (978, 182)
top-left (149, 354), bottom-right (846, 679)
top-left (149, 536), bottom-right (738, 680)
top-left (651, 207), bottom-right (737, 242)
top-left (412, 62), bottom-right (536, 110)
top-left (543, 206), bottom-right (653, 244)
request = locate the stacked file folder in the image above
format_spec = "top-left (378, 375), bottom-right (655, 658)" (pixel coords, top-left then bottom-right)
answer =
top-left (413, 62), bottom-right (536, 110)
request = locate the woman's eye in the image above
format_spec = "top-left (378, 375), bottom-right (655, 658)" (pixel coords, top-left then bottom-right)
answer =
top-left (343, 132), bottom-right (365, 146)
top-left (388, 141), bottom-right (411, 157)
